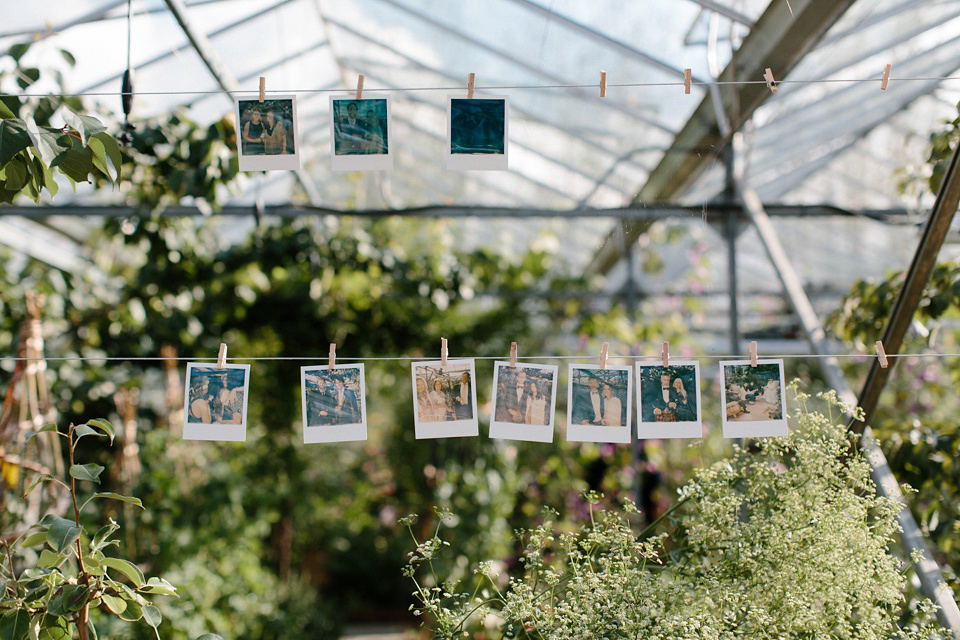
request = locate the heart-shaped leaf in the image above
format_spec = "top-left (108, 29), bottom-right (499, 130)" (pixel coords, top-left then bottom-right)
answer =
top-left (100, 593), bottom-right (127, 615)
top-left (69, 463), bottom-right (104, 484)
top-left (141, 604), bottom-right (162, 629)
top-left (38, 616), bottom-right (71, 640)
top-left (37, 550), bottom-right (62, 569)
top-left (0, 118), bottom-right (32, 166)
top-left (49, 145), bottom-right (94, 183)
top-left (116, 599), bottom-right (142, 622)
top-left (47, 518), bottom-right (81, 554)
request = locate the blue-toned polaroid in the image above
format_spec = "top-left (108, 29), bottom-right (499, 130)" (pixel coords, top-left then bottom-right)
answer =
top-left (301, 364), bottom-right (367, 443)
top-left (329, 94), bottom-right (393, 170)
top-left (636, 361), bottom-right (702, 439)
top-left (447, 95), bottom-right (508, 170)
top-left (183, 363), bottom-right (250, 442)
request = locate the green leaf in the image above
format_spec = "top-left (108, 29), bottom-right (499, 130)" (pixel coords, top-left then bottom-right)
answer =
top-left (24, 423), bottom-right (60, 443)
top-left (8, 43), bottom-right (30, 62)
top-left (37, 550), bottom-right (63, 569)
top-left (84, 419), bottom-right (115, 444)
top-left (22, 474), bottom-right (68, 499)
top-left (3, 155), bottom-right (27, 190)
top-left (64, 112), bottom-right (105, 146)
top-left (69, 463), bottom-right (104, 484)
top-left (71, 425), bottom-right (99, 443)
top-left (59, 50), bottom-right (75, 67)
top-left (195, 636), bottom-right (225, 640)
top-left (0, 118), bottom-right (32, 166)
top-left (31, 129), bottom-right (70, 165)
top-left (49, 145), bottom-right (94, 183)
top-left (91, 521), bottom-right (119, 552)
top-left (115, 599), bottom-right (142, 622)
top-left (88, 132), bottom-right (121, 183)
top-left (101, 557), bottom-right (144, 587)
top-left (47, 517), bottom-right (82, 554)
top-left (46, 585), bottom-right (89, 617)
top-left (100, 593), bottom-right (126, 615)
top-left (141, 605), bottom-right (161, 629)
top-left (38, 616), bottom-right (70, 640)
top-left (81, 493), bottom-right (143, 512)
top-left (141, 577), bottom-right (177, 597)
top-left (19, 531), bottom-right (47, 548)
top-left (0, 609), bottom-right (30, 640)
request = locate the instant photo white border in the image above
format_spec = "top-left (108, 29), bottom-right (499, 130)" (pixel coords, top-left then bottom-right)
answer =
top-left (719, 359), bottom-right (788, 438)
top-left (235, 94), bottom-right (301, 172)
top-left (183, 363), bottom-right (250, 442)
top-left (329, 93), bottom-right (394, 171)
top-left (489, 361), bottom-right (559, 443)
top-left (446, 95), bottom-right (509, 170)
top-left (411, 359), bottom-right (479, 439)
top-left (635, 361), bottom-right (703, 439)
top-left (300, 363), bottom-right (367, 443)
top-left (565, 364), bottom-right (633, 444)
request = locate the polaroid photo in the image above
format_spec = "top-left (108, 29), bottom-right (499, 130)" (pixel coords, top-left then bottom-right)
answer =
top-left (489, 361), bottom-right (559, 443)
top-left (720, 359), bottom-right (788, 438)
top-left (411, 359), bottom-right (479, 439)
top-left (183, 363), bottom-right (251, 442)
top-left (636, 361), bottom-right (703, 439)
top-left (446, 95), bottom-right (508, 170)
top-left (566, 365), bottom-right (633, 444)
top-left (301, 364), bottom-right (367, 443)
top-left (236, 95), bottom-right (301, 171)
top-left (329, 94), bottom-right (393, 171)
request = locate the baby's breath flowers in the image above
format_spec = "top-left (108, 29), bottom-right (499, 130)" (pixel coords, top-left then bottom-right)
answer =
top-left (403, 388), bottom-right (945, 639)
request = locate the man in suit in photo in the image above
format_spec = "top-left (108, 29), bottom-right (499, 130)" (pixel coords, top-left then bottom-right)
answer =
top-left (574, 376), bottom-right (604, 425)
top-left (331, 377), bottom-right (360, 425)
top-left (648, 372), bottom-right (680, 422)
top-left (503, 369), bottom-right (529, 423)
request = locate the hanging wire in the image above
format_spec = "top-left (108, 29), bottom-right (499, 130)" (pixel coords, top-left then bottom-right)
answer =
top-left (2, 74), bottom-right (960, 100)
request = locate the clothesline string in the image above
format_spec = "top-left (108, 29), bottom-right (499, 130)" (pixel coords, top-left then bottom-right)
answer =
top-left (4, 75), bottom-right (960, 99)
top-left (2, 352), bottom-right (955, 363)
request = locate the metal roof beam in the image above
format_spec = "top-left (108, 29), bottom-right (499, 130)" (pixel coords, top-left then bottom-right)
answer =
top-left (584, 0), bottom-right (858, 276)
top-left (162, 0), bottom-right (323, 205)
top-left (685, 0), bottom-right (755, 27)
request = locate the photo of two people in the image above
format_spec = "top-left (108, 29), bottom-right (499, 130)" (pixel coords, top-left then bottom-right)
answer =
top-left (183, 363), bottom-right (250, 442)
top-left (412, 360), bottom-right (479, 439)
top-left (333, 98), bottom-right (389, 156)
top-left (493, 365), bottom-right (554, 426)
top-left (304, 368), bottom-right (363, 427)
top-left (235, 96), bottom-right (300, 171)
top-left (639, 365), bottom-right (697, 423)
top-left (569, 368), bottom-right (629, 427)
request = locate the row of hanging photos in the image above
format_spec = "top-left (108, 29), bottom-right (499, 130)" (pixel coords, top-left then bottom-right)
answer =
top-left (182, 339), bottom-right (891, 445)
top-left (235, 63), bottom-right (895, 173)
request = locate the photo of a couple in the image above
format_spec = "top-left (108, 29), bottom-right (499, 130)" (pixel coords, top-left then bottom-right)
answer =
top-left (721, 360), bottom-right (788, 438)
top-left (566, 365), bottom-right (633, 444)
top-left (412, 360), bottom-right (479, 439)
top-left (235, 95), bottom-right (300, 171)
top-left (636, 362), bottom-right (703, 439)
top-left (493, 366), bottom-right (553, 425)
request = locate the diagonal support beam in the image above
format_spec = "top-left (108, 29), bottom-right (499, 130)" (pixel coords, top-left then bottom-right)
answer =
top-left (732, 132), bottom-right (960, 632)
top-left (163, 0), bottom-right (322, 204)
top-left (584, 0), bottom-right (857, 276)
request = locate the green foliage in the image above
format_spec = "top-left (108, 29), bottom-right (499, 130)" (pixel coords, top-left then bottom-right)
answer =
top-left (0, 420), bottom-right (174, 640)
top-left (405, 389), bottom-right (943, 639)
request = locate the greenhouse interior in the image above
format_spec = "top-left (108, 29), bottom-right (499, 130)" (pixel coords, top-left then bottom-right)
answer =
top-left (2, 0), bottom-right (960, 638)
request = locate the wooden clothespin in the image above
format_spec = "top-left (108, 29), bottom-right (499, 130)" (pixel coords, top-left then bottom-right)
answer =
top-left (467, 73), bottom-right (475, 99)
top-left (509, 342), bottom-right (518, 368)
top-left (662, 341), bottom-right (670, 367)
top-left (875, 340), bottom-right (888, 368)
top-left (328, 343), bottom-right (337, 370)
top-left (599, 342), bottom-right (609, 369)
top-left (356, 74), bottom-right (364, 100)
top-left (440, 337), bottom-right (448, 367)
top-left (880, 64), bottom-right (892, 91)
top-left (763, 68), bottom-right (777, 93)
top-left (599, 71), bottom-right (607, 98)
top-left (217, 343), bottom-right (227, 369)
top-left (683, 68), bottom-right (692, 95)
top-left (258, 77), bottom-right (266, 103)
top-left (749, 341), bottom-right (758, 367)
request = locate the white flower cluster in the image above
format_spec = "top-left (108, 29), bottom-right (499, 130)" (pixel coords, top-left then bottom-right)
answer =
top-left (404, 388), bottom-right (947, 639)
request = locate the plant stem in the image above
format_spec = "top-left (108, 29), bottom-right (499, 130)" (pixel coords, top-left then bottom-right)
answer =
top-left (66, 428), bottom-right (87, 576)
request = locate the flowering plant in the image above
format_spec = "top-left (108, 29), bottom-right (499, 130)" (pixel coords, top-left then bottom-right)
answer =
top-left (404, 388), bottom-right (945, 639)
